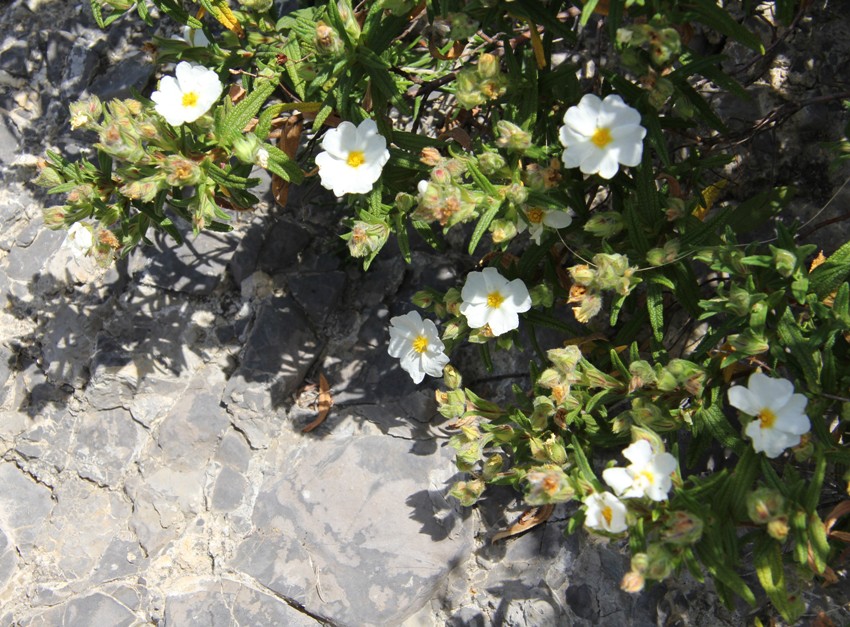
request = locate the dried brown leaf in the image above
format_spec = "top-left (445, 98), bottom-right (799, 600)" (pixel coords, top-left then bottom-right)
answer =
top-left (491, 505), bottom-right (554, 543)
top-left (271, 115), bottom-right (303, 209)
top-left (302, 373), bottom-right (333, 433)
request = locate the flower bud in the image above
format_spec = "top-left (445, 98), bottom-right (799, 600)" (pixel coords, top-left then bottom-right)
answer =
top-left (728, 329), bottom-right (770, 355)
top-left (665, 197), bottom-right (686, 221)
top-left (569, 264), bottom-right (596, 286)
top-left (315, 21), bottom-right (344, 55)
top-left (42, 205), bottom-right (69, 228)
top-left (450, 479), bottom-right (485, 507)
top-left (530, 395), bottom-right (555, 430)
top-left (443, 364), bottom-right (462, 390)
top-left (646, 239), bottom-right (680, 266)
top-left (477, 151), bottom-right (506, 174)
top-left (447, 11), bottom-right (479, 39)
top-left (628, 360), bottom-right (656, 392)
top-left (162, 155), bottom-right (202, 187)
top-left (337, 0), bottom-right (362, 41)
top-left (477, 53), bottom-right (500, 79)
top-left (621, 569), bottom-right (646, 593)
top-left (767, 516), bottom-right (789, 541)
top-left (547, 346), bottom-right (582, 374)
top-left (233, 133), bottom-right (263, 165)
top-left (747, 487), bottom-right (786, 524)
top-left (430, 165), bottom-right (453, 186)
top-left (542, 434), bottom-right (568, 465)
top-left (490, 218), bottom-right (517, 244)
top-left (645, 544), bottom-right (675, 581)
top-left (481, 454), bottom-right (503, 481)
top-left (411, 290), bottom-right (434, 309)
top-left (584, 211), bottom-right (624, 238)
top-left (771, 246), bottom-right (797, 278)
top-left (504, 183), bottom-right (528, 205)
top-left (237, 0), bottom-right (273, 10)
top-left (69, 96), bottom-right (103, 130)
top-left (494, 120), bottom-right (532, 153)
top-left (441, 320), bottom-right (462, 341)
top-left (663, 510), bottom-right (704, 545)
top-left (727, 285), bottom-right (752, 317)
top-left (524, 465), bottom-right (574, 505)
top-left (32, 165), bottom-right (64, 189)
top-left (443, 287), bottom-right (462, 317)
top-left (420, 146), bottom-right (442, 166)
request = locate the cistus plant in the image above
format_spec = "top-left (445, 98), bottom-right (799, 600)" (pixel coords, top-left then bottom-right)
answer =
top-left (35, 0), bottom-right (850, 621)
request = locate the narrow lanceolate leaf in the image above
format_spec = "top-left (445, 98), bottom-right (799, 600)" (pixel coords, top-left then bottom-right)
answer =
top-left (264, 144), bottom-right (305, 184)
top-left (468, 200), bottom-right (501, 255)
top-left (646, 283), bottom-right (664, 342)
top-left (218, 79), bottom-right (277, 143)
top-left (754, 538), bottom-right (806, 623)
top-left (776, 308), bottom-right (820, 392)
top-left (197, 0), bottom-right (244, 37)
top-left (809, 239), bottom-right (850, 298)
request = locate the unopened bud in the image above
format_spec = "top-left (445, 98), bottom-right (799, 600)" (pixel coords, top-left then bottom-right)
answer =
top-left (477, 151), bottom-right (506, 174)
top-left (494, 120), bottom-right (532, 153)
top-left (481, 454), bottom-right (503, 481)
top-left (663, 510), bottom-right (704, 545)
top-left (477, 53), bottom-right (500, 78)
top-left (584, 211), bottom-right (624, 238)
top-left (315, 21), bottom-right (343, 55)
top-left (767, 516), bottom-right (789, 541)
top-left (490, 218), bottom-right (517, 244)
top-left (450, 479), bottom-right (485, 507)
top-left (69, 96), bottom-right (103, 130)
top-left (771, 246), bottom-right (797, 278)
top-left (747, 487), bottom-right (786, 524)
top-left (420, 146), bottom-right (442, 166)
top-left (162, 155), bottom-right (202, 187)
top-left (529, 283), bottom-right (553, 308)
top-left (42, 205), bottom-right (69, 228)
top-left (443, 365), bottom-right (462, 390)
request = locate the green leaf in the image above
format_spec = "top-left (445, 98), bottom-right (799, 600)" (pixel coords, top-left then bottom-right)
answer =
top-left (809, 239), bottom-right (850, 298)
top-left (570, 435), bottom-right (598, 484)
top-left (683, 1), bottom-right (764, 53)
top-left (646, 283), bottom-right (664, 342)
top-left (312, 103), bottom-right (334, 133)
top-left (808, 512), bottom-right (830, 575)
top-left (775, 308), bottom-right (820, 392)
top-left (468, 200), bottom-right (502, 255)
top-left (216, 79), bottom-right (277, 144)
top-left (393, 210), bottom-right (411, 263)
top-left (264, 145), bottom-right (305, 183)
top-left (754, 537), bottom-right (806, 623)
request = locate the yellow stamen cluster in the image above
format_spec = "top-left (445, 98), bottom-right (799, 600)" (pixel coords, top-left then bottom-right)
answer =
top-left (347, 151), bottom-right (366, 168)
top-left (591, 127), bottom-right (613, 148)
top-left (758, 408), bottom-right (777, 429)
top-left (182, 92), bottom-right (199, 108)
top-left (412, 335), bottom-right (428, 354)
top-left (526, 208), bottom-right (545, 224)
top-left (487, 291), bottom-right (505, 308)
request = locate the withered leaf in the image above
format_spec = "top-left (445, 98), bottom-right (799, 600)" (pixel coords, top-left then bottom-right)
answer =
top-left (491, 504), bottom-right (554, 543)
top-left (271, 114), bottom-right (303, 209)
top-left (302, 373), bottom-right (333, 433)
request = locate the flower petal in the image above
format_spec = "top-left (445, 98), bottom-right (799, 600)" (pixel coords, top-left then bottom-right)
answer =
top-left (622, 440), bottom-right (653, 466)
top-left (727, 384), bottom-right (760, 416)
top-left (486, 307), bottom-right (519, 336)
top-left (602, 467), bottom-right (634, 496)
top-left (748, 372), bottom-right (794, 409)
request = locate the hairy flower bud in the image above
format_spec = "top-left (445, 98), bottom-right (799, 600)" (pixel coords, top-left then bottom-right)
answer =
top-left (524, 465), bottom-right (573, 505)
top-left (584, 211), bottom-right (624, 238)
top-left (663, 510), bottom-right (704, 545)
top-left (771, 246), bottom-right (798, 278)
top-left (69, 96), bottom-right (103, 130)
top-left (42, 205), bottom-right (69, 228)
top-left (477, 151), bottom-right (506, 174)
top-left (420, 146), bottom-right (442, 166)
top-left (162, 155), bottom-right (202, 187)
top-left (315, 21), bottom-right (344, 55)
top-left (490, 218), bottom-right (517, 244)
top-left (747, 487), bottom-right (786, 524)
top-left (495, 120), bottom-right (532, 153)
top-left (443, 364), bottom-right (462, 390)
top-left (450, 479), bottom-right (485, 507)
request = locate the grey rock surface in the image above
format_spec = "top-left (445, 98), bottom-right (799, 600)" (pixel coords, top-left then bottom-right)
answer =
top-left (0, 0), bottom-right (848, 626)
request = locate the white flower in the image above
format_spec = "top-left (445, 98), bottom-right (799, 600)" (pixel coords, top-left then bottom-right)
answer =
top-left (181, 26), bottom-right (210, 47)
top-left (517, 206), bottom-right (574, 244)
top-left (559, 94), bottom-right (646, 179)
top-left (584, 492), bottom-right (628, 534)
top-left (151, 61), bottom-right (223, 126)
top-left (65, 222), bottom-right (93, 258)
top-left (602, 439), bottom-right (677, 502)
top-left (388, 311), bottom-right (450, 384)
top-left (315, 119), bottom-right (390, 197)
top-left (727, 372), bottom-right (810, 458)
top-left (459, 267), bottom-right (531, 336)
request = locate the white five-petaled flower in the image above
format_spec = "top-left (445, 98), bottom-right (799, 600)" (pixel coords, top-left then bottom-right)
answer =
top-left (388, 311), bottom-right (450, 384)
top-left (602, 439), bottom-right (677, 502)
top-left (65, 222), bottom-right (93, 258)
top-left (517, 206), bottom-right (574, 244)
top-left (584, 491), bottom-right (628, 534)
top-left (459, 267), bottom-right (531, 337)
top-left (151, 61), bottom-right (223, 126)
top-left (727, 372), bottom-right (810, 458)
top-left (559, 94), bottom-right (646, 180)
top-left (315, 119), bottom-right (390, 197)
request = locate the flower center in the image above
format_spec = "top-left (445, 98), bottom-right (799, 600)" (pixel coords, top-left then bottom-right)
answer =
top-left (412, 335), bottom-right (428, 354)
top-left (182, 92), bottom-right (199, 108)
top-left (526, 208), bottom-right (545, 224)
top-left (638, 470), bottom-right (656, 486)
top-left (347, 151), bottom-right (366, 168)
top-left (602, 505), bottom-right (613, 527)
top-left (487, 291), bottom-right (505, 309)
top-left (542, 476), bottom-right (559, 494)
top-left (591, 127), bottom-right (613, 148)
top-left (758, 408), bottom-right (777, 429)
